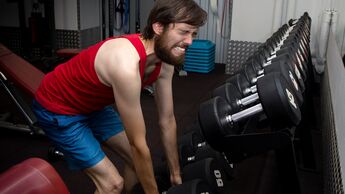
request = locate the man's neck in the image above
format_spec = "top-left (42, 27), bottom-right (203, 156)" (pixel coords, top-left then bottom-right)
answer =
top-left (140, 37), bottom-right (155, 55)
top-left (140, 37), bottom-right (161, 67)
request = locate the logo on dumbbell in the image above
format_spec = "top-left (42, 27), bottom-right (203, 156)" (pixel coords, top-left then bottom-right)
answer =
top-left (288, 70), bottom-right (299, 91)
top-left (214, 170), bottom-right (224, 187)
top-left (285, 88), bottom-right (297, 109)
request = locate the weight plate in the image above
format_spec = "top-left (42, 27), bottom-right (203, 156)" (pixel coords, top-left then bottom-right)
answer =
top-left (265, 60), bottom-right (304, 107)
top-left (198, 97), bottom-right (236, 151)
top-left (257, 72), bottom-right (301, 130)
top-left (213, 82), bottom-right (243, 112)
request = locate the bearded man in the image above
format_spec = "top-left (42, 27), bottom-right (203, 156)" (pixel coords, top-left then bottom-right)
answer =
top-left (32, 0), bottom-right (207, 193)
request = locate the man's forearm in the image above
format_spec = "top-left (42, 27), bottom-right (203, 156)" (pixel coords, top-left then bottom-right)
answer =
top-left (160, 118), bottom-right (180, 176)
top-left (131, 144), bottom-right (159, 194)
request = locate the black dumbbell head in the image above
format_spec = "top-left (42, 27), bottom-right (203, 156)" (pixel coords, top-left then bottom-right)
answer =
top-left (199, 96), bottom-right (239, 151)
top-left (182, 158), bottom-right (226, 193)
top-left (257, 72), bottom-right (301, 129)
top-left (265, 60), bottom-right (304, 107)
top-left (213, 82), bottom-right (243, 112)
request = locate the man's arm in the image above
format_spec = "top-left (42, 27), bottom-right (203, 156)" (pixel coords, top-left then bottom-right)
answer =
top-left (95, 39), bottom-right (159, 194)
top-left (154, 63), bottom-right (182, 185)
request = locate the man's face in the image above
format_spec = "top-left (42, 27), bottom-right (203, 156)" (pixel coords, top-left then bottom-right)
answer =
top-left (154, 23), bottom-right (198, 66)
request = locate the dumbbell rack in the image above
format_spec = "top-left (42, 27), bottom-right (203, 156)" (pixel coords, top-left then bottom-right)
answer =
top-left (220, 121), bottom-right (301, 194)
top-left (199, 13), bottom-right (315, 194)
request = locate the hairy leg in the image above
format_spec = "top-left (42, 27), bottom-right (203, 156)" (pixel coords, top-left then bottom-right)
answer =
top-left (104, 131), bottom-right (138, 193)
top-left (84, 156), bottom-right (124, 194)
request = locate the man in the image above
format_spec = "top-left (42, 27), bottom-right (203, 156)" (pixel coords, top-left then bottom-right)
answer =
top-left (32, 0), bottom-right (207, 193)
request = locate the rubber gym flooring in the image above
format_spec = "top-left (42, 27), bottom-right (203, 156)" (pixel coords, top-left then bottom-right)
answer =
top-left (0, 63), bottom-right (323, 194)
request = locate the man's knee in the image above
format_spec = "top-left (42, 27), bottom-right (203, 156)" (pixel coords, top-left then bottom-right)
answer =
top-left (97, 176), bottom-right (124, 194)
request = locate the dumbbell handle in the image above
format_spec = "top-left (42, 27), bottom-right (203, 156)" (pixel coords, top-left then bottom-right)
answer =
top-left (235, 92), bottom-right (259, 107)
top-left (225, 103), bottom-right (263, 123)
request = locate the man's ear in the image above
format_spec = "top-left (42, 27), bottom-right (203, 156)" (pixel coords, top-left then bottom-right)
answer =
top-left (152, 22), bottom-right (164, 35)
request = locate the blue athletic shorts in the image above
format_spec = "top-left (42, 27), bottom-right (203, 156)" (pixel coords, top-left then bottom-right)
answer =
top-left (32, 100), bottom-right (124, 170)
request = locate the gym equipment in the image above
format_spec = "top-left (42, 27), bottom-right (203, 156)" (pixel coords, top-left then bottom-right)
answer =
top-left (131, 159), bottom-right (219, 194)
top-left (199, 72), bottom-right (301, 151)
top-left (0, 66), bottom-right (43, 135)
top-left (213, 81), bottom-right (252, 114)
top-left (260, 35), bottom-right (309, 73)
top-left (181, 142), bottom-right (234, 179)
top-left (177, 128), bottom-right (234, 179)
top-left (247, 53), bottom-right (305, 91)
top-left (218, 60), bottom-right (303, 111)
top-left (0, 158), bottom-right (69, 194)
top-left (252, 44), bottom-right (307, 82)
top-left (182, 158), bottom-right (226, 193)
top-left (177, 129), bottom-right (205, 166)
top-left (0, 43), bottom-right (63, 160)
top-left (258, 22), bottom-right (310, 69)
top-left (225, 58), bottom-right (304, 107)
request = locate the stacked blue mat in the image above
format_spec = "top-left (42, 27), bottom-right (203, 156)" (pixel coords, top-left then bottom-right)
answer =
top-left (183, 39), bottom-right (216, 73)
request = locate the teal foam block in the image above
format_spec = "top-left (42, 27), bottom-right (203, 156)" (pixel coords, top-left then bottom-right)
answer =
top-left (183, 39), bottom-right (216, 73)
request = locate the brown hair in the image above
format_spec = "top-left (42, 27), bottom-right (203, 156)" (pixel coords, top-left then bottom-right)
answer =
top-left (142, 0), bottom-right (208, 39)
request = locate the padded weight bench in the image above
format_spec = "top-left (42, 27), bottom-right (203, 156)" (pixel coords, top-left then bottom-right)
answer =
top-left (0, 43), bottom-right (45, 135)
top-left (0, 157), bottom-right (70, 194)
top-left (0, 44), bottom-right (44, 97)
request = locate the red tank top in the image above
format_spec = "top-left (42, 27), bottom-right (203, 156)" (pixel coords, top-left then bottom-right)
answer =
top-left (35, 34), bottom-right (162, 115)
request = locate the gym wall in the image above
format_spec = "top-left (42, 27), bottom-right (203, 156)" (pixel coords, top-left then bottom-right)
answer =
top-left (321, 31), bottom-right (345, 193)
top-left (227, 0), bottom-right (345, 75)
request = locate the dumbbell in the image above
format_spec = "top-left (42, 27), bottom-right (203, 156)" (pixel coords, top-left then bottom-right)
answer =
top-left (288, 18), bottom-right (310, 39)
top-left (262, 26), bottom-right (310, 59)
top-left (265, 27), bottom-right (308, 56)
top-left (132, 157), bottom-right (224, 194)
top-left (180, 141), bottom-right (234, 180)
top-left (255, 40), bottom-right (308, 80)
top-left (182, 157), bottom-right (227, 194)
top-left (177, 131), bottom-right (234, 180)
top-left (269, 22), bottom-right (310, 50)
top-left (214, 80), bottom-right (256, 114)
top-left (199, 72), bottom-right (301, 151)
top-left (178, 129), bottom-right (205, 166)
top-left (246, 53), bottom-right (305, 92)
top-left (281, 35), bottom-right (309, 64)
top-left (223, 59), bottom-right (304, 109)
top-left (266, 37), bottom-right (309, 67)
top-left (250, 45), bottom-right (307, 83)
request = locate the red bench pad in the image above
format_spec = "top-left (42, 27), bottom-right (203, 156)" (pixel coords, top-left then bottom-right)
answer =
top-left (0, 158), bottom-right (69, 194)
top-left (0, 44), bottom-right (45, 97)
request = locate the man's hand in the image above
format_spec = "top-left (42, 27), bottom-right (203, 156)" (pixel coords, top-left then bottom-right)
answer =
top-left (170, 173), bottom-right (182, 186)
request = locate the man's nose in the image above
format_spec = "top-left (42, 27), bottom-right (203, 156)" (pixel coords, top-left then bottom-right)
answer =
top-left (184, 35), bottom-right (193, 45)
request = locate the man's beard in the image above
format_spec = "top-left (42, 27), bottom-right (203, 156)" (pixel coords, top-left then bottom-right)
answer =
top-left (154, 33), bottom-right (186, 67)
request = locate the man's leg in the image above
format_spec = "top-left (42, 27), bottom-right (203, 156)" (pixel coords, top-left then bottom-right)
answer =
top-left (84, 156), bottom-right (124, 194)
top-left (104, 131), bottom-right (138, 193)
top-left (32, 101), bottom-right (127, 194)
top-left (88, 106), bottom-right (138, 193)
